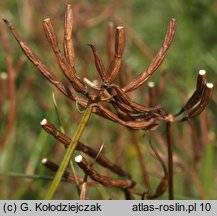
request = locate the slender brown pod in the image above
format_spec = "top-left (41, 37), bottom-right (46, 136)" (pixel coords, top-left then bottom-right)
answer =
top-left (42, 18), bottom-right (87, 94)
top-left (3, 18), bottom-right (79, 102)
top-left (175, 70), bottom-right (207, 116)
top-left (88, 44), bottom-right (107, 81)
top-left (122, 19), bottom-right (176, 92)
top-left (148, 82), bottom-right (156, 107)
top-left (107, 26), bottom-right (125, 84)
top-left (40, 119), bottom-right (130, 177)
top-left (147, 134), bottom-right (168, 199)
top-left (41, 158), bottom-right (98, 186)
top-left (95, 104), bottom-right (159, 130)
top-left (75, 155), bottom-right (135, 189)
top-left (63, 4), bottom-right (75, 66)
top-left (187, 83), bottom-right (213, 119)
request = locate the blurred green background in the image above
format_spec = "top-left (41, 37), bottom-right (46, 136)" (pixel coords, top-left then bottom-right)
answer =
top-left (0, 0), bottom-right (216, 199)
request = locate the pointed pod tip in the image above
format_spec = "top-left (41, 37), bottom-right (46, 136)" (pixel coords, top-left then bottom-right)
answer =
top-left (2, 18), bottom-right (9, 24)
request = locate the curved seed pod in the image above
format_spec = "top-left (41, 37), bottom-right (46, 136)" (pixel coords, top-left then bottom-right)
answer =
top-left (180, 82), bottom-right (213, 121)
top-left (95, 104), bottom-right (159, 130)
top-left (42, 18), bottom-right (87, 94)
top-left (175, 70), bottom-right (207, 116)
top-left (187, 83), bottom-right (213, 119)
top-left (148, 136), bottom-right (168, 199)
top-left (185, 70), bottom-right (207, 110)
top-left (123, 19), bottom-right (176, 92)
top-left (88, 44), bottom-right (107, 81)
top-left (111, 103), bottom-right (134, 121)
top-left (107, 84), bottom-right (165, 117)
top-left (107, 26), bottom-right (125, 84)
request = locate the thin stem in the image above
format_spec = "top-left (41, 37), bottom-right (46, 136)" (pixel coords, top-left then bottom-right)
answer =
top-left (166, 122), bottom-right (174, 200)
top-left (52, 92), bottom-right (81, 196)
top-left (52, 93), bottom-right (65, 134)
top-left (44, 106), bottom-right (92, 200)
top-left (0, 172), bottom-right (55, 181)
top-left (80, 144), bottom-right (104, 200)
top-left (70, 160), bottom-right (81, 195)
top-left (130, 131), bottom-right (150, 190)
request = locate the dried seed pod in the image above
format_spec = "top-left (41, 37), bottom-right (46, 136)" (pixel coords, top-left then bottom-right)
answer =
top-left (75, 155), bottom-right (135, 189)
top-left (107, 84), bottom-right (150, 113)
top-left (42, 18), bottom-right (87, 94)
top-left (42, 158), bottom-right (76, 182)
top-left (122, 19), bottom-right (176, 92)
top-left (147, 136), bottom-right (168, 199)
top-left (197, 70), bottom-right (207, 90)
top-left (42, 158), bottom-right (98, 186)
top-left (115, 26), bottom-right (125, 58)
top-left (95, 104), bottom-right (159, 130)
top-left (148, 82), bottom-right (156, 107)
top-left (107, 84), bottom-right (163, 116)
top-left (41, 118), bottom-right (129, 177)
top-left (187, 83), bottom-right (213, 120)
top-left (175, 70), bottom-right (207, 116)
top-left (88, 44), bottom-right (107, 82)
top-left (107, 26), bottom-right (125, 84)
top-left (64, 4), bottom-right (75, 66)
top-left (201, 83), bottom-right (213, 104)
top-left (107, 57), bottom-right (122, 84)
top-left (3, 18), bottom-right (77, 101)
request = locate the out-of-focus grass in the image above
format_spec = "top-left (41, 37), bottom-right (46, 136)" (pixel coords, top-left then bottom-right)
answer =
top-left (0, 0), bottom-right (216, 199)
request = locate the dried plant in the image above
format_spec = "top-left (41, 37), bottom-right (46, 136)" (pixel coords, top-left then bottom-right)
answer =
top-left (0, 19), bottom-right (25, 150)
top-left (2, 4), bottom-right (213, 199)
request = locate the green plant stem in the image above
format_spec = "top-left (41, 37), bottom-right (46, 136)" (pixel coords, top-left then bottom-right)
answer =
top-left (166, 122), bottom-right (174, 200)
top-left (70, 160), bottom-right (81, 195)
top-left (52, 93), bottom-right (80, 195)
top-left (44, 106), bottom-right (92, 200)
top-left (52, 93), bottom-right (65, 134)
